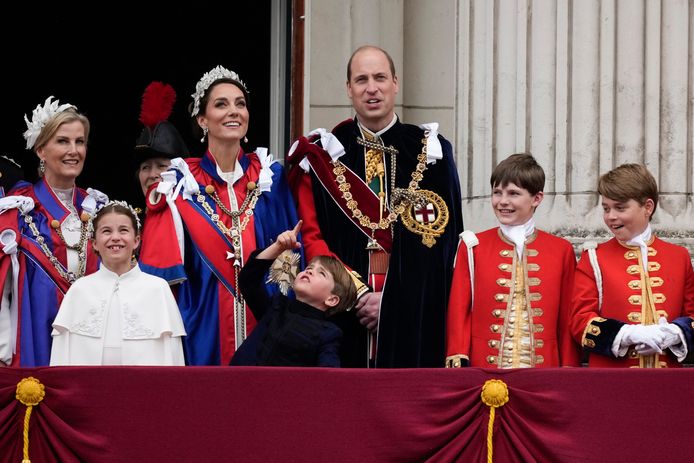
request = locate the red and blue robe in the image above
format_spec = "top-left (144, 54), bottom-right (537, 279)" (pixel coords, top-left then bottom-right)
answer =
top-left (139, 150), bottom-right (299, 365)
top-left (0, 179), bottom-right (100, 366)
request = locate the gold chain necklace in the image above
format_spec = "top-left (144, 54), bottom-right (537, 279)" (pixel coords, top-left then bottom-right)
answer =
top-left (23, 214), bottom-right (88, 283)
top-left (195, 181), bottom-right (261, 346)
top-left (51, 215), bottom-right (89, 251)
top-left (204, 182), bottom-right (259, 220)
top-left (333, 135), bottom-right (429, 234)
top-left (196, 183), bottom-right (261, 258)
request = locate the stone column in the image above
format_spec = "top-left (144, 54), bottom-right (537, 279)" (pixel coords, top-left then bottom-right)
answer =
top-left (306, 0), bottom-right (694, 254)
top-left (306, 0), bottom-right (405, 132)
top-left (455, 0), bottom-right (694, 254)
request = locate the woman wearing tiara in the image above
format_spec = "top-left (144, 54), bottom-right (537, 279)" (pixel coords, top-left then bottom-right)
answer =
top-left (0, 97), bottom-right (108, 366)
top-left (50, 201), bottom-right (185, 366)
top-left (139, 66), bottom-right (300, 365)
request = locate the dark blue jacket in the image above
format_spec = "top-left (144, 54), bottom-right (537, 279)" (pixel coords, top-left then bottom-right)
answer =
top-left (230, 251), bottom-right (342, 367)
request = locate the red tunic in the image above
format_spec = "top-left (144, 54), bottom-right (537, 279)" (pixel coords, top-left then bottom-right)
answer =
top-left (571, 236), bottom-right (694, 367)
top-left (446, 228), bottom-right (580, 368)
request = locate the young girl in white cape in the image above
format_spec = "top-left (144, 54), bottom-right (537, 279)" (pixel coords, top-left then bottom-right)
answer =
top-left (50, 201), bottom-right (185, 365)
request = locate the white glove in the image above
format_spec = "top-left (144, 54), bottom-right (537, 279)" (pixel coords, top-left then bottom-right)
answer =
top-left (157, 170), bottom-right (177, 194)
top-left (619, 324), bottom-right (665, 355)
top-left (635, 342), bottom-right (662, 356)
top-left (658, 317), bottom-right (683, 349)
top-left (635, 318), bottom-right (684, 355)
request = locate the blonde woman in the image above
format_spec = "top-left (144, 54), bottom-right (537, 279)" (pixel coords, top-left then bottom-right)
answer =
top-left (0, 97), bottom-right (107, 366)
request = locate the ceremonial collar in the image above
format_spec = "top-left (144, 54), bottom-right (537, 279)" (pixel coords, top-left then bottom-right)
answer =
top-left (98, 262), bottom-right (141, 281)
top-left (200, 150), bottom-right (250, 185)
top-left (216, 158), bottom-right (245, 186)
top-left (357, 113), bottom-right (398, 138)
top-left (624, 224), bottom-right (653, 269)
top-left (499, 218), bottom-right (536, 258)
top-left (34, 178), bottom-right (86, 222)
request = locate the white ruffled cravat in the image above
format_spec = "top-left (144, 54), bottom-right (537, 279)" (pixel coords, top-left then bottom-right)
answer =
top-left (499, 218), bottom-right (536, 258)
top-left (625, 224), bottom-right (652, 270)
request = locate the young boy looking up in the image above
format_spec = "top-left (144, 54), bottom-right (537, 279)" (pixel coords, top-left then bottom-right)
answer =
top-left (446, 153), bottom-right (580, 368)
top-left (230, 221), bottom-right (357, 367)
top-left (571, 163), bottom-right (694, 367)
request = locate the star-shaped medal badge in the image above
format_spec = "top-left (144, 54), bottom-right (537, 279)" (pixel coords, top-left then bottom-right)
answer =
top-left (266, 250), bottom-right (301, 295)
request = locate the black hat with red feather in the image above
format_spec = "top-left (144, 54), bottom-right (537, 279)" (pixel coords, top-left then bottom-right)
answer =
top-left (133, 82), bottom-right (188, 168)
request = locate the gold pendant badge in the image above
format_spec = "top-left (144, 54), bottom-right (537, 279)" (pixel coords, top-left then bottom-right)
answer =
top-left (266, 250), bottom-right (301, 295)
top-left (399, 189), bottom-right (449, 247)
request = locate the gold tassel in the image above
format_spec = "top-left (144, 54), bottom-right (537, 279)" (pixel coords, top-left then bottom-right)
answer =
top-left (480, 379), bottom-right (509, 463)
top-left (15, 377), bottom-right (46, 463)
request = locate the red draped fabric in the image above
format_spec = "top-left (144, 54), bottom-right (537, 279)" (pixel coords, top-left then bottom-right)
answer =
top-left (0, 367), bottom-right (691, 462)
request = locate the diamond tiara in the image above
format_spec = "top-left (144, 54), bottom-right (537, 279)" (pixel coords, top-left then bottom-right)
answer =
top-left (191, 65), bottom-right (247, 116)
top-left (23, 96), bottom-right (77, 150)
top-left (90, 200), bottom-right (142, 234)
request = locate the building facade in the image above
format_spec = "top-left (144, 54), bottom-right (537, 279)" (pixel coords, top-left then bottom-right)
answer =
top-left (300, 0), bottom-right (694, 254)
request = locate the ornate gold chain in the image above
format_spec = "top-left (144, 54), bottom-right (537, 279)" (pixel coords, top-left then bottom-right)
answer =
top-left (333, 136), bottom-right (429, 233)
top-left (195, 181), bottom-right (261, 346)
top-left (22, 214), bottom-right (87, 283)
top-left (196, 183), bottom-right (261, 252)
top-left (205, 182), bottom-right (259, 220)
top-left (52, 217), bottom-right (89, 252)
top-left (356, 136), bottom-right (399, 155)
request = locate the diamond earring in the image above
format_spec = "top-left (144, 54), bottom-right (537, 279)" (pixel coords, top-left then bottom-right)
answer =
top-left (200, 126), bottom-right (208, 143)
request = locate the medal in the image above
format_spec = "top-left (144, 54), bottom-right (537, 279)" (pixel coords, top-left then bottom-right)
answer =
top-left (266, 250), bottom-right (301, 295)
top-left (400, 189), bottom-right (450, 247)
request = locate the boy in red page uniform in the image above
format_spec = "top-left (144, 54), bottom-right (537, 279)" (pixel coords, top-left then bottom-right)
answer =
top-left (571, 164), bottom-right (694, 367)
top-left (446, 153), bottom-right (580, 368)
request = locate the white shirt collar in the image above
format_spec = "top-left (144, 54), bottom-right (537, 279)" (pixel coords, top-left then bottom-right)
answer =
top-left (216, 158), bottom-right (244, 185)
top-left (98, 263), bottom-right (141, 280)
top-left (625, 224), bottom-right (653, 270)
top-left (357, 114), bottom-right (398, 138)
top-left (499, 218), bottom-right (536, 258)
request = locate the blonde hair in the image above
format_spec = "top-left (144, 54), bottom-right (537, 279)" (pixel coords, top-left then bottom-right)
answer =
top-left (598, 164), bottom-right (658, 219)
top-left (33, 108), bottom-right (90, 152)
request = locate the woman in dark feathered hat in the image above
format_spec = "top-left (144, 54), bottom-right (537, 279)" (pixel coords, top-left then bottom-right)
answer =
top-left (134, 82), bottom-right (189, 198)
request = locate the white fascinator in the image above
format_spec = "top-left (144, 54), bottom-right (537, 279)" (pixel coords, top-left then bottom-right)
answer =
top-left (23, 96), bottom-right (76, 149)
